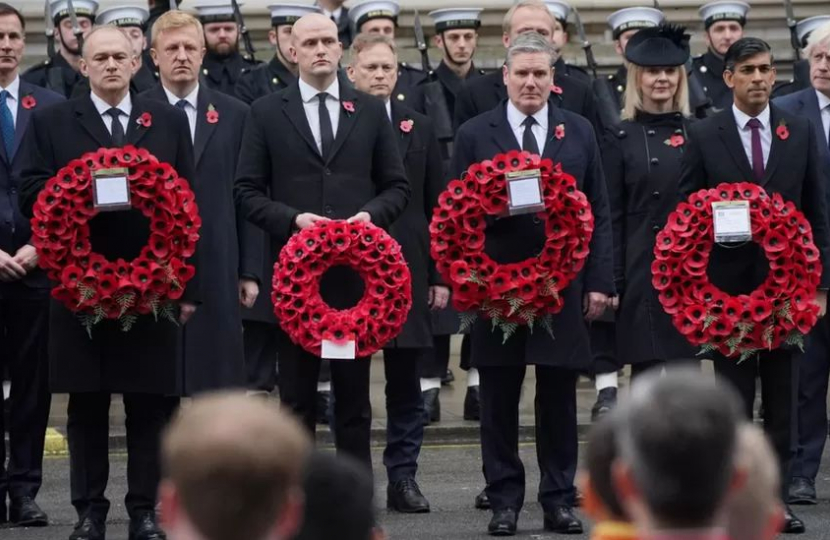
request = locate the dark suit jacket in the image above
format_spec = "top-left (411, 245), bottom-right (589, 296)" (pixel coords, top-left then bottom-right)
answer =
top-left (452, 101), bottom-right (614, 369)
top-left (0, 81), bottom-right (63, 298)
top-left (19, 93), bottom-right (197, 394)
top-left (142, 83), bottom-right (258, 394)
top-left (234, 80), bottom-right (410, 311)
top-left (453, 69), bottom-right (600, 134)
top-left (386, 102), bottom-right (444, 348)
top-left (678, 105), bottom-right (830, 294)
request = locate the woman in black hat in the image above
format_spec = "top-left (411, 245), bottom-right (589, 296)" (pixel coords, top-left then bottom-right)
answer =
top-left (602, 24), bottom-right (697, 378)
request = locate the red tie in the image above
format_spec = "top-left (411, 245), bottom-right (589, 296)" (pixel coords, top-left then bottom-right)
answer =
top-left (747, 118), bottom-right (764, 182)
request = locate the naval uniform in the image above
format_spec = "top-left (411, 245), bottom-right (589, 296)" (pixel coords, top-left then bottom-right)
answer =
top-left (692, 51), bottom-right (732, 110)
top-left (201, 51), bottom-right (260, 96)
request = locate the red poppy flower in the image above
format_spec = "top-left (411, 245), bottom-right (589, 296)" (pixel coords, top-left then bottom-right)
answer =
top-left (776, 123), bottom-right (789, 141)
top-left (342, 101), bottom-right (355, 114)
top-left (550, 83), bottom-right (563, 95)
top-left (21, 94), bottom-right (36, 109)
top-left (554, 124), bottom-right (565, 140)
top-left (206, 107), bottom-right (219, 124)
top-left (137, 112), bottom-right (152, 128)
top-left (665, 134), bottom-right (684, 147)
top-left (399, 119), bottom-right (414, 133)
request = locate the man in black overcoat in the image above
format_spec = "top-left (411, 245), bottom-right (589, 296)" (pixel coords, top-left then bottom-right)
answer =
top-left (144, 11), bottom-right (260, 395)
top-left (234, 13), bottom-right (410, 469)
top-left (347, 32), bottom-right (446, 513)
top-left (0, 3), bottom-right (64, 527)
top-left (19, 26), bottom-right (198, 540)
top-left (453, 0), bottom-right (598, 133)
top-left (452, 33), bottom-right (613, 536)
top-left (678, 37), bottom-right (830, 535)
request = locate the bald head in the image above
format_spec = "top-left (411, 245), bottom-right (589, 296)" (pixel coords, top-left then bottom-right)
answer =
top-left (79, 25), bottom-right (138, 105)
top-left (83, 25), bottom-right (133, 61)
top-left (290, 12), bottom-right (342, 88)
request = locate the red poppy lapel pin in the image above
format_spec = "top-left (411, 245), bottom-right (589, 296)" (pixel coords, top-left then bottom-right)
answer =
top-left (550, 83), bottom-right (563, 95)
top-left (664, 130), bottom-right (685, 148)
top-left (776, 119), bottom-right (789, 141)
top-left (400, 119), bottom-right (414, 134)
top-left (206, 104), bottom-right (219, 124)
top-left (21, 93), bottom-right (36, 110)
top-left (342, 101), bottom-right (355, 116)
top-left (136, 112), bottom-right (152, 128)
top-left (554, 123), bottom-right (565, 140)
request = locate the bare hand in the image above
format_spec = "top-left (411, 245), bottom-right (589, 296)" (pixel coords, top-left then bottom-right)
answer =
top-left (347, 211), bottom-right (372, 224)
top-left (583, 292), bottom-right (609, 322)
top-left (428, 285), bottom-right (450, 310)
top-left (13, 244), bottom-right (39, 273)
top-left (609, 295), bottom-right (619, 311)
top-left (239, 278), bottom-right (260, 308)
top-left (179, 301), bottom-right (197, 325)
top-left (0, 249), bottom-right (26, 282)
top-left (816, 291), bottom-right (827, 318)
top-left (294, 213), bottom-right (329, 230)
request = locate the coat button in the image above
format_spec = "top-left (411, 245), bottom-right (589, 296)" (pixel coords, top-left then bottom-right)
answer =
top-left (324, 205), bottom-right (333, 215)
top-left (647, 129), bottom-right (656, 136)
top-left (617, 130), bottom-right (627, 138)
top-left (324, 168), bottom-right (332, 175)
top-left (652, 225), bottom-right (660, 233)
top-left (650, 158), bottom-right (659, 165)
top-left (652, 191), bottom-right (660, 199)
top-left (532, 216), bottom-right (541, 225)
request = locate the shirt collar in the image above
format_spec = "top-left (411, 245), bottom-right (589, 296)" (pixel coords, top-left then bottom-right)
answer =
top-left (162, 84), bottom-right (199, 110)
top-left (90, 91), bottom-right (133, 118)
top-left (732, 103), bottom-right (770, 130)
top-left (323, 7), bottom-right (342, 19)
top-left (0, 76), bottom-right (20, 101)
top-left (299, 77), bottom-right (340, 104)
top-left (817, 90), bottom-right (830, 112)
top-left (385, 99), bottom-right (392, 122)
top-left (506, 100), bottom-right (548, 132)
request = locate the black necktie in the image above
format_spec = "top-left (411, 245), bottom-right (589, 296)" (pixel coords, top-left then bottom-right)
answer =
top-left (107, 108), bottom-right (125, 147)
top-left (175, 99), bottom-right (188, 111)
top-left (522, 116), bottom-right (539, 155)
top-left (318, 92), bottom-right (334, 159)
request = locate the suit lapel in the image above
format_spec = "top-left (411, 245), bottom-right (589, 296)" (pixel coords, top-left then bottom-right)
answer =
top-left (282, 84), bottom-right (321, 159)
top-left (126, 96), bottom-right (151, 147)
top-left (717, 111), bottom-right (755, 183)
top-left (391, 102), bottom-right (412, 158)
top-left (802, 90), bottom-right (829, 149)
top-left (489, 102), bottom-right (521, 153)
top-left (74, 96), bottom-right (113, 149)
top-left (10, 83), bottom-right (35, 161)
top-left (193, 86), bottom-right (217, 166)
top-left (542, 105), bottom-right (566, 162)
top-left (326, 84), bottom-right (360, 165)
top-left (762, 106), bottom-right (785, 186)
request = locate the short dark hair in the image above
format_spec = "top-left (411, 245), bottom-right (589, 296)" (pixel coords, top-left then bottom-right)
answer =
top-left (618, 370), bottom-right (743, 529)
top-left (585, 413), bottom-right (627, 520)
top-left (724, 37), bottom-right (773, 71)
top-left (0, 3), bottom-right (25, 31)
top-left (293, 452), bottom-right (376, 540)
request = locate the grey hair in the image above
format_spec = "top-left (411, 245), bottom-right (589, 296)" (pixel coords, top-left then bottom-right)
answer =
top-left (805, 21), bottom-right (830, 58)
top-left (505, 32), bottom-right (557, 68)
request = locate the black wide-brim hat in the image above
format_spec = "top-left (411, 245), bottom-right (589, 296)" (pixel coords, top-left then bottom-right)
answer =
top-left (624, 24), bottom-right (691, 67)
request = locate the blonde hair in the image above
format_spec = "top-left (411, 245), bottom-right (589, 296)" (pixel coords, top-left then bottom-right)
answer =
top-left (151, 10), bottom-right (204, 48)
top-left (162, 392), bottom-right (311, 540)
top-left (805, 21), bottom-right (830, 58)
top-left (349, 32), bottom-right (397, 66)
top-left (726, 424), bottom-right (782, 540)
top-left (502, 0), bottom-right (554, 36)
top-left (621, 63), bottom-right (691, 120)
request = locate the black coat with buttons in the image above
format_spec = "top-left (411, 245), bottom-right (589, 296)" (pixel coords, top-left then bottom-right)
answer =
top-left (201, 51), bottom-right (261, 97)
top-left (392, 63), bottom-right (427, 107)
top-left (602, 111), bottom-right (696, 365)
top-left (234, 81), bottom-right (411, 312)
top-left (692, 52), bottom-right (732, 110)
top-left (235, 57), bottom-right (296, 105)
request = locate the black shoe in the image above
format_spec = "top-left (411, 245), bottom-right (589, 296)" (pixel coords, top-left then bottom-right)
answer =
top-left (789, 477), bottom-right (817, 505)
top-left (543, 506), bottom-right (583, 534)
top-left (782, 506), bottom-right (806, 534)
top-left (316, 390), bottom-right (332, 425)
top-left (464, 386), bottom-right (480, 421)
top-left (69, 517), bottom-right (106, 540)
top-left (591, 387), bottom-right (617, 422)
top-left (488, 508), bottom-right (518, 536)
top-left (475, 488), bottom-right (491, 510)
top-left (387, 478), bottom-right (431, 513)
top-left (9, 496), bottom-right (48, 526)
top-left (422, 388), bottom-right (440, 425)
top-left (441, 369), bottom-right (455, 385)
top-left (128, 512), bottom-right (166, 540)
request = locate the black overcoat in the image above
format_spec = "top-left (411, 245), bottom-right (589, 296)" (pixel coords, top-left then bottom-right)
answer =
top-left (19, 94), bottom-right (198, 394)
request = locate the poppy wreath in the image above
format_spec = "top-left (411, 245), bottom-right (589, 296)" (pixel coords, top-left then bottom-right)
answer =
top-left (653, 182), bottom-right (822, 361)
top-left (271, 220), bottom-right (412, 357)
top-left (429, 150), bottom-right (594, 341)
top-left (30, 146), bottom-right (200, 336)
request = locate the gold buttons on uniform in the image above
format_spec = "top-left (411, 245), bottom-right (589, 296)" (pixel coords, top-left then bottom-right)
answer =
top-left (397, 94), bottom-right (405, 101)
top-left (699, 65), bottom-right (707, 73)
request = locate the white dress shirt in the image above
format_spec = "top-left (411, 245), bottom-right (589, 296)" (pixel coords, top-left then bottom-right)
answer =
top-left (90, 91), bottom-right (132, 136)
top-left (817, 90), bottom-right (830, 149)
top-left (732, 103), bottom-right (771, 170)
top-left (299, 77), bottom-right (341, 155)
top-left (163, 84), bottom-right (199, 143)
top-left (506, 100), bottom-right (548, 154)
top-left (385, 99), bottom-right (392, 122)
top-left (0, 76), bottom-right (20, 127)
top-left (323, 6), bottom-right (343, 23)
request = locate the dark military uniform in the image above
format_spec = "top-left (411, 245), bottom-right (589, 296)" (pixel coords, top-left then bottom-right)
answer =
top-left (692, 51), bottom-right (732, 110)
top-left (391, 62), bottom-right (427, 106)
top-left (201, 51), bottom-right (260, 96)
top-left (772, 60), bottom-right (810, 99)
top-left (22, 53), bottom-right (84, 99)
top-left (235, 57), bottom-right (296, 105)
top-left (554, 57), bottom-right (591, 87)
top-left (602, 65), bottom-right (627, 110)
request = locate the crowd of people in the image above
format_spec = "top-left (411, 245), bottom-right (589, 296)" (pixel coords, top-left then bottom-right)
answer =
top-left (0, 0), bottom-right (829, 538)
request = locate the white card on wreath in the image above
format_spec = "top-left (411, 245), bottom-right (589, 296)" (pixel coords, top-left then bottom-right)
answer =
top-left (93, 168), bottom-right (131, 211)
top-left (322, 339), bottom-right (356, 360)
top-left (506, 169), bottom-right (544, 216)
top-left (712, 201), bottom-right (751, 243)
